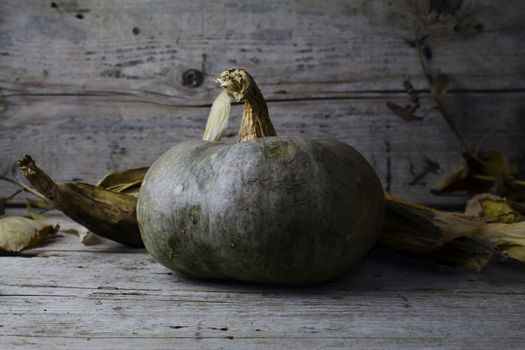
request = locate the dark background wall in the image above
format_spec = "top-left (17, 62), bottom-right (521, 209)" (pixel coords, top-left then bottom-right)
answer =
top-left (1, 0), bottom-right (524, 206)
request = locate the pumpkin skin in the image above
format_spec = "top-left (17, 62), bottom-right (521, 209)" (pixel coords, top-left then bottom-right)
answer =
top-left (137, 136), bottom-right (384, 285)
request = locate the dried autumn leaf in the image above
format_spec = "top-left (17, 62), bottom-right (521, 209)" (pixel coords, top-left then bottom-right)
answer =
top-left (471, 221), bottom-right (525, 261)
top-left (430, 209), bottom-right (525, 263)
top-left (430, 74), bottom-right (452, 100)
top-left (202, 89), bottom-right (232, 141)
top-left (506, 245), bottom-right (525, 261)
top-left (432, 152), bottom-right (524, 197)
top-left (0, 216), bottom-right (59, 252)
top-left (432, 159), bottom-right (470, 194)
top-left (96, 167), bottom-right (149, 196)
top-left (386, 102), bottom-right (423, 122)
top-left (482, 151), bottom-right (518, 178)
top-left (465, 193), bottom-right (523, 223)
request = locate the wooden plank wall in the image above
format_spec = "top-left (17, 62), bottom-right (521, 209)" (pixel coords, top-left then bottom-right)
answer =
top-left (1, 0), bottom-right (524, 206)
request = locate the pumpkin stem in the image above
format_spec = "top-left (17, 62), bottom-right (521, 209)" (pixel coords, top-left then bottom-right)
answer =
top-left (215, 69), bottom-right (276, 142)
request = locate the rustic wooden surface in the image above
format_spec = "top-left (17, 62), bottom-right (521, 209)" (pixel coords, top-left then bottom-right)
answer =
top-left (1, 213), bottom-right (525, 350)
top-left (1, 0), bottom-right (524, 206)
top-left (2, 2), bottom-right (524, 348)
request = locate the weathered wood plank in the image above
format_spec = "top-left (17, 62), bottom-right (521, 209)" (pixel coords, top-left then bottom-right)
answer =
top-left (1, 214), bottom-right (524, 350)
top-left (1, 93), bottom-right (524, 206)
top-left (1, 0), bottom-right (524, 100)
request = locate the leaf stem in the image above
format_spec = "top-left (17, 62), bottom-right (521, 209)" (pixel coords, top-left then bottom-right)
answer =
top-left (415, 42), bottom-right (469, 151)
top-left (6, 189), bottom-right (22, 201)
top-left (0, 174), bottom-right (49, 202)
top-left (471, 174), bottom-right (525, 187)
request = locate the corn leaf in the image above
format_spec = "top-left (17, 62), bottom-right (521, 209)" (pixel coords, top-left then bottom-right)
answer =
top-left (202, 89), bottom-right (232, 141)
top-left (96, 167), bottom-right (149, 196)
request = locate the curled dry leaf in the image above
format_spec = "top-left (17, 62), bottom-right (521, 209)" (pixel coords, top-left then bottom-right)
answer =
top-left (432, 158), bottom-right (470, 194)
top-left (432, 151), bottom-right (523, 197)
top-left (465, 193), bottom-right (523, 223)
top-left (0, 216), bottom-right (59, 252)
top-left (482, 151), bottom-right (518, 178)
top-left (430, 74), bottom-right (452, 100)
top-left (202, 89), bottom-right (232, 142)
top-left (471, 221), bottom-right (525, 262)
top-left (386, 78), bottom-right (423, 122)
top-left (431, 206), bottom-right (525, 264)
top-left (96, 167), bottom-right (149, 197)
top-left (386, 102), bottom-right (423, 122)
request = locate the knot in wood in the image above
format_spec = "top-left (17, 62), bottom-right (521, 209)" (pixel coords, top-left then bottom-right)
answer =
top-left (182, 69), bottom-right (204, 88)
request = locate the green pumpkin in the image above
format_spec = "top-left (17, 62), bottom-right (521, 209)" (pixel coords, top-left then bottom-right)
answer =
top-left (137, 69), bottom-right (384, 284)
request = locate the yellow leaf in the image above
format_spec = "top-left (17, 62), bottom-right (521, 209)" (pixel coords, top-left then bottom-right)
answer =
top-left (96, 167), bottom-right (149, 195)
top-left (506, 245), bottom-right (525, 261)
top-left (482, 151), bottom-right (518, 178)
top-left (202, 89), bottom-right (232, 141)
top-left (0, 216), bottom-right (59, 252)
top-left (465, 193), bottom-right (522, 223)
top-left (430, 74), bottom-right (452, 100)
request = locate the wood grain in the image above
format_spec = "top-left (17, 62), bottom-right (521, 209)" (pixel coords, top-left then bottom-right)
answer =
top-left (1, 214), bottom-right (524, 349)
top-left (2, 94), bottom-right (523, 206)
top-left (1, 0), bottom-right (524, 205)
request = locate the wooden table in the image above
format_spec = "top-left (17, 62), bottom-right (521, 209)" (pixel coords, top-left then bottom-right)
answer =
top-left (1, 214), bottom-right (524, 349)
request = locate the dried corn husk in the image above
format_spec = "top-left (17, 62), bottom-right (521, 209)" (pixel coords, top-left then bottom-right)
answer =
top-left (382, 194), bottom-right (525, 269)
top-left (17, 155), bottom-right (142, 247)
top-left (96, 167), bottom-right (149, 197)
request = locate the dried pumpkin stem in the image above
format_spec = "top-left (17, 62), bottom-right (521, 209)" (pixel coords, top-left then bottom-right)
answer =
top-left (215, 68), bottom-right (276, 142)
